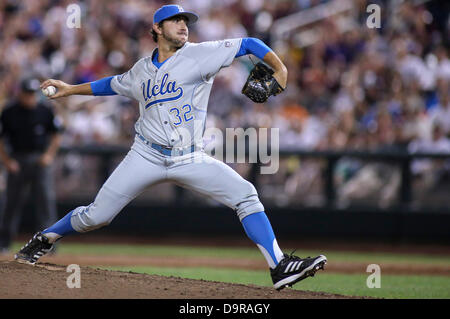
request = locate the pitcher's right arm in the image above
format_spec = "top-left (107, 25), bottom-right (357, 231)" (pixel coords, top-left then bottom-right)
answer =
top-left (40, 76), bottom-right (122, 99)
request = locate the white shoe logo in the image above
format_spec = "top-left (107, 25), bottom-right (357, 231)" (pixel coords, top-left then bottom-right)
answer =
top-left (285, 261), bottom-right (303, 273)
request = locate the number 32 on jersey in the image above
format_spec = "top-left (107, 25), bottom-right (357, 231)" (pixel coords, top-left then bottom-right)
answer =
top-left (169, 104), bottom-right (194, 126)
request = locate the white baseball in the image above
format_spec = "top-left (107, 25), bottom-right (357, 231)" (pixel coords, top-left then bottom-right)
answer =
top-left (42, 85), bottom-right (57, 97)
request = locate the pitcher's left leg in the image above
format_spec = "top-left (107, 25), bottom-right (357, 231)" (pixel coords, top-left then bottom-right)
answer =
top-left (169, 152), bottom-right (327, 290)
top-left (168, 152), bottom-right (283, 268)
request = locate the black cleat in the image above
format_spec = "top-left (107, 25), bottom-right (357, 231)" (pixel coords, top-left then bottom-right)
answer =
top-left (14, 232), bottom-right (54, 265)
top-left (271, 253), bottom-right (327, 290)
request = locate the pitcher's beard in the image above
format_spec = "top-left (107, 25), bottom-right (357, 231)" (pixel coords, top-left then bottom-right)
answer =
top-left (162, 32), bottom-right (186, 49)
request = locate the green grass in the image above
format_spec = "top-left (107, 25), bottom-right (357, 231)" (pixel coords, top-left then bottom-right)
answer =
top-left (102, 265), bottom-right (450, 299)
top-left (11, 242), bottom-right (450, 265)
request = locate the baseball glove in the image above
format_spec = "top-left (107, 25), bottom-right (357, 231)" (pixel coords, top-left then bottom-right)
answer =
top-left (242, 62), bottom-right (285, 103)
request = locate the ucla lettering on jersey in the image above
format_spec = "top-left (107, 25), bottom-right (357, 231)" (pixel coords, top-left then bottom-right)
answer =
top-left (141, 73), bottom-right (184, 109)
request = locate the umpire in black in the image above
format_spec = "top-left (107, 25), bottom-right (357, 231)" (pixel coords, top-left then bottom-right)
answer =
top-left (0, 78), bottom-right (63, 252)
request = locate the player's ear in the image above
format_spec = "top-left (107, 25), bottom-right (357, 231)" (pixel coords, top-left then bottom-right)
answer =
top-left (152, 23), bottom-right (162, 36)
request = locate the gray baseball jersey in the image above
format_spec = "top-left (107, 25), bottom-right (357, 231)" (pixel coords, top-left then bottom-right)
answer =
top-left (111, 38), bottom-right (242, 148)
top-left (68, 38), bottom-right (265, 233)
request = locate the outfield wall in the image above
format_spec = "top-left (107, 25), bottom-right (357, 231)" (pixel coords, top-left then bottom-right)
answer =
top-left (18, 203), bottom-right (450, 245)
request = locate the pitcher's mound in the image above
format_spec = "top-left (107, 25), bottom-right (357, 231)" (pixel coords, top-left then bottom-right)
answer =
top-left (0, 261), bottom-right (356, 299)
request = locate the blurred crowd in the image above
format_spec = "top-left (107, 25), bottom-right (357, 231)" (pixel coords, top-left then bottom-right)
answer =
top-left (0, 0), bottom-right (449, 208)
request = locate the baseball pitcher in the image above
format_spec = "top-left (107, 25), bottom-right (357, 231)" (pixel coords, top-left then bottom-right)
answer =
top-left (15, 5), bottom-right (326, 290)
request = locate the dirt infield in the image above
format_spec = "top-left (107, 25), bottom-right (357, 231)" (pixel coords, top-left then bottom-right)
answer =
top-left (0, 261), bottom-right (354, 299)
top-left (1, 237), bottom-right (448, 299)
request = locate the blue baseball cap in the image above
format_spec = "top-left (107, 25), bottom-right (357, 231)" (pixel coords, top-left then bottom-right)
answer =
top-left (153, 5), bottom-right (198, 25)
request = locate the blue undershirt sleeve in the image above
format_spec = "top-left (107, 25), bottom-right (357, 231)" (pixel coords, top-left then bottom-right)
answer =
top-left (90, 76), bottom-right (117, 96)
top-left (235, 37), bottom-right (272, 60)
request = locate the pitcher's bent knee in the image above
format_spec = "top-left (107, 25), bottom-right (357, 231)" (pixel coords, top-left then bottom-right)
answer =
top-left (70, 204), bottom-right (113, 233)
top-left (234, 182), bottom-right (265, 221)
top-left (70, 186), bottom-right (133, 233)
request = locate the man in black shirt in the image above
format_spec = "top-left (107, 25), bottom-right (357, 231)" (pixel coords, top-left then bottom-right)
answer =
top-left (0, 78), bottom-right (63, 252)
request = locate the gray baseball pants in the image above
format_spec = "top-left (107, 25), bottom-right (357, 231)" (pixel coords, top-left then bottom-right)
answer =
top-left (69, 136), bottom-right (264, 232)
